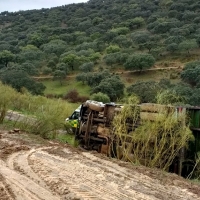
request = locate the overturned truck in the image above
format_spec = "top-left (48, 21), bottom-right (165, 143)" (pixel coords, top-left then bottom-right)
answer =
top-left (67, 100), bottom-right (200, 177)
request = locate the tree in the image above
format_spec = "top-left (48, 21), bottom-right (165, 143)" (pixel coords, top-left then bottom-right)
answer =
top-left (150, 19), bottom-right (179, 34)
top-left (112, 35), bottom-right (132, 48)
top-left (110, 27), bottom-right (129, 35)
top-left (170, 82), bottom-right (200, 106)
top-left (92, 76), bottom-right (125, 101)
top-left (164, 36), bottom-right (185, 45)
top-left (103, 31), bottom-right (118, 43)
top-left (124, 54), bottom-right (155, 71)
top-left (180, 61), bottom-right (200, 86)
top-left (127, 81), bottom-right (160, 103)
top-left (106, 45), bottom-right (121, 54)
top-left (28, 33), bottom-right (47, 48)
top-left (75, 41), bottom-right (100, 52)
top-left (90, 92), bottom-right (110, 103)
top-left (131, 31), bottom-right (158, 51)
top-left (188, 88), bottom-right (200, 106)
top-left (86, 70), bottom-right (110, 87)
top-left (119, 53), bottom-right (129, 64)
top-left (139, 40), bottom-right (157, 52)
top-left (19, 62), bottom-right (39, 76)
top-left (47, 60), bottom-right (57, 71)
top-left (131, 31), bottom-right (150, 44)
top-left (166, 43), bottom-right (178, 53)
top-left (76, 49), bottom-right (94, 57)
top-left (89, 52), bottom-right (101, 63)
top-left (0, 42), bottom-right (13, 52)
top-left (75, 36), bottom-right (92, 44)
top-left (92, 17), bottom-right (104, 25)
top-left (60, 54), bottom-right (78, 70)
top-left (79, 62), bottom-right (94, 72)
top-left (0, 70), bottom-right (45, 95)
top-left (150, 47), bottom-right (165, 59)
top-left (170, 28), bottom-right (190, 37)
top-left (173, 83), bottom-right (193, 105)
top-left (156, 89), bottom-right (184, 105)
top-left (0, 50), bottom-right (15, 67)
top-left (103, 53), bottom-right (118, 66)
top-left (195, 35), bottom-right (200, 47)
top-left (56, 62), bottom-right (69, 74)
top-left (42, 67), bottom-right (52, 75)
top-left (17, 45), bottom-right (44, 67)
top-left (179, 39), bottom-right (198, 54)
top-left (59, 33), bottom-right (74, 44)
top-left (53, 70), bottom-right (66, 85)
top-left (182, 11), bottom-right (198, 22)
top-left (41, 39), bottom-right (67, 56)
top-left (76, 72), bottom-right (88, 84)
top-left (78, 20), bottom-right (92, 32)
top-left (127, 17), bottom-right (145, 29)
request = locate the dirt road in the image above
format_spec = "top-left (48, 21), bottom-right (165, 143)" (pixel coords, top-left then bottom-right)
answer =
top-left (0, 130), bottom-right (200, 200)
top-left (32, 66), bottom-right (183, 80)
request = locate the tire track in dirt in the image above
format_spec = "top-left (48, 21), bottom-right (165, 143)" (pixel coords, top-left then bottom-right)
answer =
top-left (6, 149), bottom-right (49, 188)
top-left (78, 154), bottom-right (199, 200)
top-left (0, 163), bottom-right (60, 200)
top-left (1, 132), bottom-right (200, 200)
top-left (0, 173), bottom-right (15, 200)
top-left (29, 149), bottom-right (149, 200)
top-left (0, 140), bottom-right (60, 200)
top-left (23, 147), bottom-right (200, 200)
top-left (81, 152), bottom-right (199, 200)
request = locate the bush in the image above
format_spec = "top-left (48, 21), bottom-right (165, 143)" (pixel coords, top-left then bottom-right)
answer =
top-left (42, 67), bottom-right (52, 75)
top-left (90, 92), bottom-right (110, 103)
top-left (77, 95), bottom-right (89, 103)
top-left (63, 89), bottom-right (79, 103)
top-left (63, 89), bottom-right (89, 103)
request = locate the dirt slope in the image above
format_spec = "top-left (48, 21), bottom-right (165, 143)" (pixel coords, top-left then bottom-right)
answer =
top-left (0, 130), bottom-right (200, 200)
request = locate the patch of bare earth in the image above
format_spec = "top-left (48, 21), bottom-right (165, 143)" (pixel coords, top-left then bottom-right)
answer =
top-left (0, 131), bottom-right (200, 200)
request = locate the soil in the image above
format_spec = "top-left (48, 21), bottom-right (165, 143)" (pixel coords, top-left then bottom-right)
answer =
top-left (0, 130), bottom-right (200, 200)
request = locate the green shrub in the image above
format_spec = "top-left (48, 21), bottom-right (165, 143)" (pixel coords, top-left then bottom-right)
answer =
top-left (90, 92), bottom-right (110, 103)
top-left (42, 67), bottom-right (52, 75)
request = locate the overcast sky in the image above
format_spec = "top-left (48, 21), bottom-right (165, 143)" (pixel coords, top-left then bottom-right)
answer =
top-left (0, 0), bottom-right (88, 12)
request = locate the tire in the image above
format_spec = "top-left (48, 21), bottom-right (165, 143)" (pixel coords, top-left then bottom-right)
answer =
top-left (88, 102), bottom-right (104, 112)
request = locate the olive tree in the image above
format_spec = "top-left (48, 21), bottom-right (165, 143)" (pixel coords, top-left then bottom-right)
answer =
top-left (124, 53), bottom-right (155, 71)
top-left (92, 76), bottom-right (125, 101)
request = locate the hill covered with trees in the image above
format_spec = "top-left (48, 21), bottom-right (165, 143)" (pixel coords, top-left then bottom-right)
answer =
top-left (0, 0), bottom-right (200, 105)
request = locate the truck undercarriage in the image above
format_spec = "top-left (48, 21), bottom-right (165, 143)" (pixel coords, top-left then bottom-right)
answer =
top-left (68, 100), bottom-right (200, 177)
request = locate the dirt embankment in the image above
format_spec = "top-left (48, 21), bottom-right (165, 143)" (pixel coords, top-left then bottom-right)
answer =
top-left (0, 130), bottom-right (200, 200)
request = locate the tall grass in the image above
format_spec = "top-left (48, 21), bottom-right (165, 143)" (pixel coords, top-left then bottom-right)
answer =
top-left (112, 97), bottom-right (194, 171)
top-left (0, 83), bottom-right (17, 123)
top-left (0, 82), bottom-right (76, 139)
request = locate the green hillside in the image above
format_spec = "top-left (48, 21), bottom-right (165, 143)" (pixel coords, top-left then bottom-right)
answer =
top-left (0, 0), bottom-right (200, 105)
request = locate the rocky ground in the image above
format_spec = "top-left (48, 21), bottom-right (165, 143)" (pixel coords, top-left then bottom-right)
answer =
top-left (0, 130), bottom-right (200, 200)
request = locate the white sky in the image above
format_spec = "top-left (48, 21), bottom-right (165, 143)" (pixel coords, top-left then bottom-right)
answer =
top-left (0, 0), bottom-right (88, 12)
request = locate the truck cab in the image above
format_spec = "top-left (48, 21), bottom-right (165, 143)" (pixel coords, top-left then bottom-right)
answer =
top-left (65, 105), bottom-right (81, 133)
